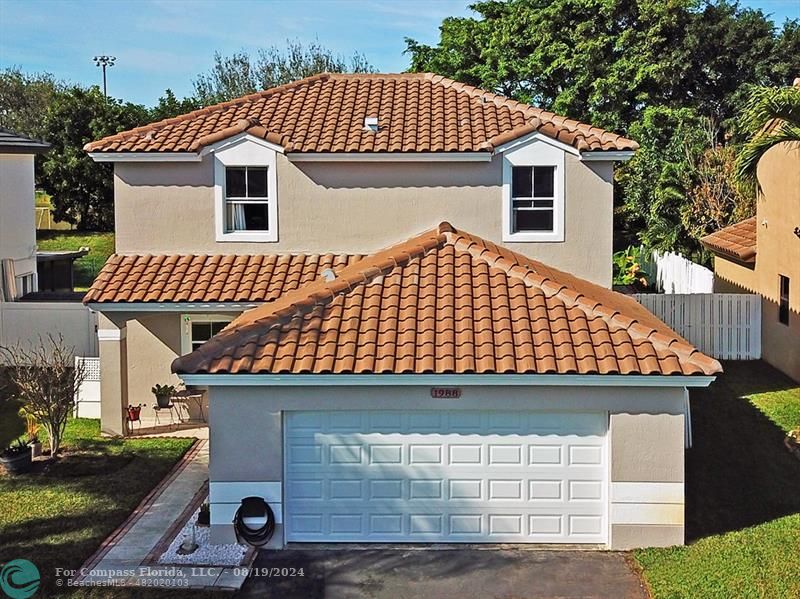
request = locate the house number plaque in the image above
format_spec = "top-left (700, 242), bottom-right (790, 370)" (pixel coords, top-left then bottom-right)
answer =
top-left (430, 387), bottom-right (462, 399)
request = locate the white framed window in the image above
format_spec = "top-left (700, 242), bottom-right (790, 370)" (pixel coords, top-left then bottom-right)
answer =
top-left (511, 166), bottom-right (556, 233)
top-left (502, 136), bottom-right (565, 242)
top-left (224, 166), bottom-right (270, 232)
top-left (180, 314), bottom-right (236, 355)
top-left (213, 135), bottom-right (279, 242)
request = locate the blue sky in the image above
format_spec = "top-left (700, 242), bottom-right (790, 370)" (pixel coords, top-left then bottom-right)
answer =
top-left (1, 0), bottom-right (798, 106)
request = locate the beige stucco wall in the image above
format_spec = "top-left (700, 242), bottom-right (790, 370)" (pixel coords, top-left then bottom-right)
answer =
top-left (0, 154), bottom-right (37, 281)
top-left (711, 142), bottom-right (800, 380)
top-left (205, 383), bottom-right (686, 548)
top-left (113, 148), bottom-right (614, 286)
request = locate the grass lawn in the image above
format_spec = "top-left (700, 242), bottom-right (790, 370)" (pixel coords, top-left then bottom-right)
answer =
top-left (0, 417), bottom-right (195, 598)
top-left (634, 360), bottom-right (800, 599)
top-left (36, 231), bottom-right (115, 290)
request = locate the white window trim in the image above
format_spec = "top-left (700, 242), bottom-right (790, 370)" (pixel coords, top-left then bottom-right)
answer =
top-left (180, 313), bottom-right (236, 355)
top-left (212, 136), bottom-right (278, 243)
top-left (501, 136), bottom-right (566, 243)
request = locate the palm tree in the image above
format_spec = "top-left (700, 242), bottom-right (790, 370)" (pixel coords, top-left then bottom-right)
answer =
top-left (735, 81), bottom-right (800, 191)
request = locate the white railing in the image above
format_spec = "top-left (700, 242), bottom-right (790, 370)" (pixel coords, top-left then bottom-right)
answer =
top-left (634, 293), bottom-right (761, 360)
top-left (74, 356), bottom-right (101, 418)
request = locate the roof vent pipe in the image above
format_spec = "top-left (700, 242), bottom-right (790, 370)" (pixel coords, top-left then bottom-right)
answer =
top-left (364, 116), bottom-right (379, 132)
top-left (321, 268), bottom-right (336, 282)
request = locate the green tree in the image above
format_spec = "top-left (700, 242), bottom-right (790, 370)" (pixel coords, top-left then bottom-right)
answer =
top-left (735, 83), bottom-right (800, 191)
top-left (194, 39), bottom-right (374, 104)
top-left (616, 106), bottom-right (710, 257)
top-left (0, 67), bottom-right (65, 141)
top-left (39, 86), bottom-right (150, 230)
top-left (406, 0), bottom-right (800, 133)
top-left (149, 89), bottom-right (202, 121)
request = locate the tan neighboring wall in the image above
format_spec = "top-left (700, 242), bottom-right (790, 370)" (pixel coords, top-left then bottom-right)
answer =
top-left (113, 148), bottom-right (614, 286)
top-left (712, 142), bottom-right (800, 380)
top-left (206, 384), bottom-right (686, 549)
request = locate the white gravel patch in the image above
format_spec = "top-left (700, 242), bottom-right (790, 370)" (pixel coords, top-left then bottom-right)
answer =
top-left (158, 509), bottom-right (247, 567)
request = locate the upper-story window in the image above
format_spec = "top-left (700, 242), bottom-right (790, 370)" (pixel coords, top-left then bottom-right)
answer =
top-left (502, 136), bottom-right (565, 243)
top-left (214, 135), bottom-right (279, 242)
top-left (225, 166), bottom-right (270, 232)
top-left (511, 166), bottom-right (556, 232)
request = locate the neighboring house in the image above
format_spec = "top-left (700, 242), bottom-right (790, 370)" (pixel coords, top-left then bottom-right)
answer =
top-left (0, 128), bottom-right (49, 299)
top-left (84, 72), bottom-right (721, 550)
top-left (701, 140), bottom-right (800, 381)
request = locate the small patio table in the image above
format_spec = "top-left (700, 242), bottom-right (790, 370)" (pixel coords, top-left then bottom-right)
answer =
top-left (171, 389), bottom-right (206, 423)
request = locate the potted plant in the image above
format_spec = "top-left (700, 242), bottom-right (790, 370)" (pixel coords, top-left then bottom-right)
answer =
top-left (28, 433), bottom-right (42, 458)
top-left (1, 438), bottom-right (33, 475)
top-left (22, 411), bottom-right (42, 458)
top-left (197, 502), bottom-right (210, 526)
top-left (151, 384), bottom-right (176, 409)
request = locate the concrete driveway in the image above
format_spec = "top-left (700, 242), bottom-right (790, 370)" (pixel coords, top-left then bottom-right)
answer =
top-left (237, 547), bottom-right (648, 599)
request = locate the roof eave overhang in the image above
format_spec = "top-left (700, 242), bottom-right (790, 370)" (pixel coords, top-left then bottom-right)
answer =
top-left (580, 150), bottom-right (636, 162)
top-left (86, 301), bottom-right (261, 312)
top-left (88, 152), bottom-right (203, 163)
top-left (287, 151), bottom-right (493, 162)
top-left (177, 373), bottom-right (717, 388)
top-left (701, 244), bottom-right (757, 269)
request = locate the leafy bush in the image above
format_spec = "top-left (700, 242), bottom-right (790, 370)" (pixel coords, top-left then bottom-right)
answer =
top-left (613, 246), bottom-right (650, 288)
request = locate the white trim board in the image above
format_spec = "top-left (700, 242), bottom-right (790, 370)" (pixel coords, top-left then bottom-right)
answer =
top-left (580, 151), bottom-right (635, 162)
top-left (87, 302), bottom-right (257, 312)
top-left (88, 152), bottom-right (202, 163)
top-left (97, 328), bottom-right (126, 341)
top-left (287, 152), bottom-right (492, 162)
top-left (180, 374), bottom-right (715, 388)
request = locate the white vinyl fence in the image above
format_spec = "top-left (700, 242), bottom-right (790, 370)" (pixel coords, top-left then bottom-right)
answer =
top-left (0, 301), bottom-right (98, 359)
top-left (74, 356), bottom-right (101, 418)
top-left (648, 250), bottom-right (715, 294)
top-left (635, 293), bottom-right (761, 360)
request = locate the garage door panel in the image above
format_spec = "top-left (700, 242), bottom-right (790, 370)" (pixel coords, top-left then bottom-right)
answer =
top-left (285, 410), bottom-right (607, 543)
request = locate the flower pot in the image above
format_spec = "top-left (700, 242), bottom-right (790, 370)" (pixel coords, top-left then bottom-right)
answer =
top-left (0, 449), bottom-right (33, 475)
top-left (155, 394), bottom-right (172, 409)
top-left (29, 442), bottom-right (42, 458)
top-left (197, 505), bottom-right (210, 526)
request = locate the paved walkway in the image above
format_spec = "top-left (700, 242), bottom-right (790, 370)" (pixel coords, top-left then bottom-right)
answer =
top-left (71, 440), bottom-right (250, 592)
top-left (240, 547), bottom-right (648, 599)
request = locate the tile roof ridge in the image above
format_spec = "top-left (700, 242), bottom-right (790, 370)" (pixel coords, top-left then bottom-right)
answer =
top-left (84, 73), bottom-right (331, 152)
top-left (445, 226), bottom-right (719, 375)
top-left (171, 225), bottom-right (450, 374)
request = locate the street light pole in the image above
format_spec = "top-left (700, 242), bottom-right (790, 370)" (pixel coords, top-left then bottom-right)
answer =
top-left (93, 55), bottom-right (116, 97)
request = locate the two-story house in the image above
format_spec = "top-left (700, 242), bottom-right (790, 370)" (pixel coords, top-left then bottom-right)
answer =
top-left (0, 128), bottom-right (50, 299)
top-left (84, 73), bottom-right (720, 550)
top-left (702, 137), bottom-right (800, 381)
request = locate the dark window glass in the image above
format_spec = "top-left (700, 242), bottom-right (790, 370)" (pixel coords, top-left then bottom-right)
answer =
top-left (192, 322), bottom-right (211, 343)
top-left (779, 275), bottom-right (790, 325)
top-left (514, 209), bottom-right (553, 232)
top-left (247, 167), bottom-right (268, 198)
top-left (533, 166), bottom-right (555, 197)
top-left (512, 166), bottom-right (533, 197)
top-left (225, 167), bottom-right (246, 197)
top-left (226, 202), bottom-right (269, 231)
top-left (192, 321), bottom-right (229, 350)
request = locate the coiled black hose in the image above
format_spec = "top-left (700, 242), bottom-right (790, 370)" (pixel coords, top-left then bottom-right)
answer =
top-left (233, 496), bottom-right (276, 547)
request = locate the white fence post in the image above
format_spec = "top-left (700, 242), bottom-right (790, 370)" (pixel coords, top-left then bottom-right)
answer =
top-left (634, 293), bottom-right (761, 360)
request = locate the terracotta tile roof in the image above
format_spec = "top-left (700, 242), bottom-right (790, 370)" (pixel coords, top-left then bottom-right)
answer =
top-left (172, 223), bottom-right (721, 377)
top-left (83, 253), bottom-right (359, 304)
top-left (700, 217), bottom-right (757, 264)
top-left (84, 73), bottom-right (638, 155)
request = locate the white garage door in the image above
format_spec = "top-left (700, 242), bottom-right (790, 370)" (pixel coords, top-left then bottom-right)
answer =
top-left (284, 410), bottom-right (608, 544)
